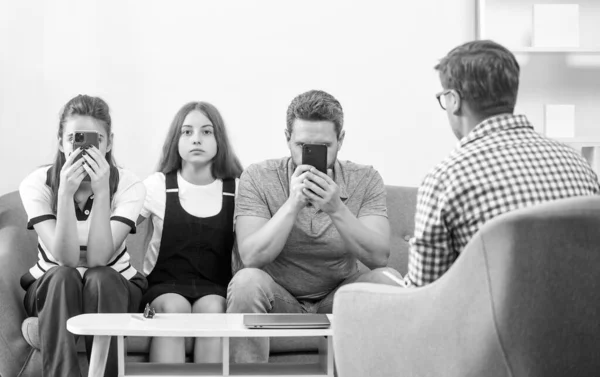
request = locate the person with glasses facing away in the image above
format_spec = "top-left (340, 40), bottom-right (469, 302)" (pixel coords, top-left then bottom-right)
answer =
top-left (402, 40), bottom-right (600, 287)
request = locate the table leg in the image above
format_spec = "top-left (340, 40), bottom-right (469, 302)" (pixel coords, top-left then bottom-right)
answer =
top-left (222, 337), bottom-right (230, 376)
top-left (88, 335), bottom-right (111, 377)
top-left (319, 336), bottom-right (334, 376)
top-left (117, 336), bottom-right (125, 377)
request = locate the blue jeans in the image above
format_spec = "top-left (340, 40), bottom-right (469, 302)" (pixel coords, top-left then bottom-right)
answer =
top-left (226, 267), bottom-right (402, 363)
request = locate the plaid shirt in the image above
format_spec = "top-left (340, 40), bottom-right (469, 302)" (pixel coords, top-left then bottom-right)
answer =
top-left (406, 114), bottom-right (600, 287)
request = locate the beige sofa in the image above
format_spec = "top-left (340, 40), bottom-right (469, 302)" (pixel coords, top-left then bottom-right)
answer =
top-left (0, 185), bottom-right (418, 377)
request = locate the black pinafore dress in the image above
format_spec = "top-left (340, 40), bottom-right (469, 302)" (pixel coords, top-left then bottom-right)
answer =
top-left (141, 172), bottom-right (235, 307)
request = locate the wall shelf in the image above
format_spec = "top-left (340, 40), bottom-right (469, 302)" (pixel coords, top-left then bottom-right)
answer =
top-left (477, 0), bottom-right (600, 175)
top-left (511, 47), bottom-right (600, 54)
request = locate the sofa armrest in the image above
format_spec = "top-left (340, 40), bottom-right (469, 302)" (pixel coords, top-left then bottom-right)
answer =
top-left (0, 192), bottom-right (39, 377)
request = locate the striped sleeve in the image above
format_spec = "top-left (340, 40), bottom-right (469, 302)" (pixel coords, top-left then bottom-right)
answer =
top-left (19, 167), bottom-right (55, 229)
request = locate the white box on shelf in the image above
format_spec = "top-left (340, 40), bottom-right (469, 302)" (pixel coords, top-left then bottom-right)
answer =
top-left (544, 104), bottom-right (575, 138)
top-left (533, 4), bottom-right (579, 48)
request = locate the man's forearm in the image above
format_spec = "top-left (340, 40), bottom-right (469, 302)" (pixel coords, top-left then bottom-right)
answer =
top-left (239, 200), bottom-right (300, 268)
top-left (329, 206), bottom-right (390, 269)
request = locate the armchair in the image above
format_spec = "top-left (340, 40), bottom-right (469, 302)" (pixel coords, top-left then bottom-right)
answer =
top-left (333, 195), bottom-right (600, 377)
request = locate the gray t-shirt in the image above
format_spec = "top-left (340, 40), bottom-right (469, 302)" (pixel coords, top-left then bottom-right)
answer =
top-left (235, 157), bottom-right (387, 300)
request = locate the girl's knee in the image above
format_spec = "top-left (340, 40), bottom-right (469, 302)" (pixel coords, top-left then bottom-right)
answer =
top-left (192, 295), bottom-right (226, 313)
top-left (152, 294), bottom-right (192, 314)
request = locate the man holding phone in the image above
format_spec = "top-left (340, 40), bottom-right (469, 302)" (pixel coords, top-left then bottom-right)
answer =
top-left (228, 89), bottom-right (398, 362)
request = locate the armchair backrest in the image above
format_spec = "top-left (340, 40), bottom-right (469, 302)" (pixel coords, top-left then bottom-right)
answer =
top-left (480, 194), bottom-right (600, 376)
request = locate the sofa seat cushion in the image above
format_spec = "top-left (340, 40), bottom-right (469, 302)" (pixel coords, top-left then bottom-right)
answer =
top-left (22, 317), bottom-right (319, 354)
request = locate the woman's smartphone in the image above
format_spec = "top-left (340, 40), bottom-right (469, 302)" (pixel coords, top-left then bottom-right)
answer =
top-left (302, 144), bottom-right (327, 174)
top-left (72, 131), bottom-right (99, 181)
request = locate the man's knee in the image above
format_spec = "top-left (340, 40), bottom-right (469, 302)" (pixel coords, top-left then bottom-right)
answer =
top-left (357, 267), bottom-right (404, 286)
top-left (227, 268), bottom-right (273, 311)
top-left (228, 268), bottom-right (271, 294)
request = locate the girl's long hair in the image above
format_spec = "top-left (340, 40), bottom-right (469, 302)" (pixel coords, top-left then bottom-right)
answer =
top-left (49, 95), bottom-right (120, 213)
top-left (157, 102), bottom-right (243, 179)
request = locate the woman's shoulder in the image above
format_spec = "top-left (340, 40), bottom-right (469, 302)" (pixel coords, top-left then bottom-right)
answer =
top-left (20, 165), bottom-right (52, 191)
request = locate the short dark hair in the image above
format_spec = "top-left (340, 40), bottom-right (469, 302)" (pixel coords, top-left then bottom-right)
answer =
top-left (435, 40), bottom-right (520, 116)
top-left (286, 90), bottom-right (344, 137)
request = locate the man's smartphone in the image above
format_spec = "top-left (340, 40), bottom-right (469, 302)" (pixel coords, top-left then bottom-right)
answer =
top-left (72, 131), bottom-right (99, 181)
top-left (302, 144), bottom-right (327, 174)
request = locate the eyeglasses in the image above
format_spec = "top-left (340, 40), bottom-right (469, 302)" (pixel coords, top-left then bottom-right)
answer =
top-left (435, 89), bottom-right (457, 110)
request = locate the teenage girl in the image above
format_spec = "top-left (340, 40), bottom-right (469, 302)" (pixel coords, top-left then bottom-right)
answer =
top-left (19, 95), bottom-right (147, 376)
top-left (138, 101), bottom-right (243, 363)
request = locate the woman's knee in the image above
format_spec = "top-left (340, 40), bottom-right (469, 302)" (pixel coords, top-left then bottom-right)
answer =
top-left (151, 293), bottom-right (192, 314)
top-left (44, 266), bottom-right (82, 291)
top-left (192, 295), bottom-right (226, 313)
top-left (82, 266), bottom-right (125, 293)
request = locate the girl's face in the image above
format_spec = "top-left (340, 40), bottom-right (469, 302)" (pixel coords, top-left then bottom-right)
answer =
top-left (178, 110), bottom-right (217, 166)
top-left (59, 115), bottom-right (112, 158)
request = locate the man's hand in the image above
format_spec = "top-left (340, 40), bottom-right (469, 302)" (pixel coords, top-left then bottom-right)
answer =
top-left (288, 165), bottom-right (312, 212)
top-left (302, 168), bottom-right (343, 214)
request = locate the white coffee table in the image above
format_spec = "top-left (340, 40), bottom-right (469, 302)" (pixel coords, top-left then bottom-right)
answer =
top-left (67, 313), bottom-right (334, 377)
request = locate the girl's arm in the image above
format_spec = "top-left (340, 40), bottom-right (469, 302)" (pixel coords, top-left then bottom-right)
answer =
top-left (86, 190), bottom-right (122, 266)
top-left (33, 149), bottom-right (87, 266)
top-left (48, 189), bottom-right (81, 266)
top-left (84, 147), bottom-right (120, 266)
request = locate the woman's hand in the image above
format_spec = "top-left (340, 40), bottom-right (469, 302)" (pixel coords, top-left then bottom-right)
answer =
top-left (58, 148), bottom-right (86, 197)
top-left (83, 146), bottom-right (111, 196)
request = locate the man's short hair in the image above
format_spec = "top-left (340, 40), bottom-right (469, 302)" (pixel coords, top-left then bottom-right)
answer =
top-left (435, 40), bottom-right (520, 116)
top-left (286, 90), bottom-right (344, 137)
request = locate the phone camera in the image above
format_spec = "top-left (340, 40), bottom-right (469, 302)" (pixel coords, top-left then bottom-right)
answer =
top-left (74, 133), bottom-right (84, 143)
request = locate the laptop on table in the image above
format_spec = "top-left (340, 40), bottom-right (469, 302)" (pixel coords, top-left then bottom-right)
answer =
top-left (243, 314), bottom-right (331, 329)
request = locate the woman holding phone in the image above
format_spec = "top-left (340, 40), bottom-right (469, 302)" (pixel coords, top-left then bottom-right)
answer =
top-left (19, 94), bottom-right (147, 377)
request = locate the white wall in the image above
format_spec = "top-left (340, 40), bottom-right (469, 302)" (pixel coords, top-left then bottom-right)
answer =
top-left (0, 0), bottom-right (476, 196)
